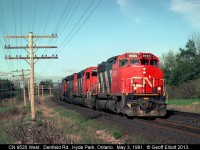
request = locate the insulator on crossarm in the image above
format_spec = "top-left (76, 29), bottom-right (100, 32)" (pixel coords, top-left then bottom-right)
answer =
top-left (56, 54), bottom-right (57, 57)
top-left (27, 55), bottom-right (28, 57)
top-left (16, 55), bottom-right (18, 57)
top-left (5, 55), bottom-right (7, 58)
top-left (45, 55), bottom-right (47, 57)
top-left (20, 55), bottom-right (21, 57)
top-left (5, 45), bottom-right (6, 47)
top-left (42, 55), bottom-right (43, 57)
top-left (9, 55), bottom-right (10, 57)
top-left (52, 54), bottom-right (54, 57)
top-left (8, 45), bottom-right (10, 47)
top-left (55, 34), bottom-right (57, 36)
top-left (52, 33), bottom-right (54, 36)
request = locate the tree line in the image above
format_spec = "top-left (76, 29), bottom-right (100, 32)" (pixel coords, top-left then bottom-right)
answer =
top-left (161, 33), bottom-right (200, 99)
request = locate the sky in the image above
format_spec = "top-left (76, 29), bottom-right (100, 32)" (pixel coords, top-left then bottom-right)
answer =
top-left (0, 0), bottom-right (200, 83)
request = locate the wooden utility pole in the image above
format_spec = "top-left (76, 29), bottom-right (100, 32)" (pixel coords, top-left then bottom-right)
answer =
top-left (12, 69), bottom-right (30, 107)
top-left (4, 32), bottom-right (58, 120)
top-left (38, 84), bottom-right (39, 97)
top-left (22, 69), bottom-right (26, 107)
top-left (28, 78), bottom-right (30, 101)
top-left (42, 85), bottom-right (43, 97)
top-left (50, 87), bottom-right (52, 96)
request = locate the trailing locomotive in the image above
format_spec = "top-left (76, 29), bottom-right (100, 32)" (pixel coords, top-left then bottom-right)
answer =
top-left (54, 52), bottom-right (167, 117)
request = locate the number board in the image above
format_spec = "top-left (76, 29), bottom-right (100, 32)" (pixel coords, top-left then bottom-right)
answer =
top-left (128, 54), bottom-right (138, 58)
top-left (142, 54), bottom-right (151, 58)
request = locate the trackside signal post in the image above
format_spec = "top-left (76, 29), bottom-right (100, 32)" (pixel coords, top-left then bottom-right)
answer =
top-left (4, 32), bottom-right (58, 120)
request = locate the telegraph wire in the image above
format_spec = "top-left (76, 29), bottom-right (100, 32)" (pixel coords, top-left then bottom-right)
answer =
top-left (38, 0), bottom-right (55, 63)
top-left (35, 0), bottom-right (56, 71)
top-left (20, 0), bottom-right (22, 71)
top-left (32, 0), bottom-right (38, 32)
top-left (0, 0), bottom-right (9, 44)
top-left (49, 0), bottom-right (79, 46)
top-left (0, 0), bottom-right (12, 72)
top-left (59, 0), bottom-right (95, 50)
top-left (57, 0), bottom-right (80, 36)
top-left (53, 0), bottom-right (72, 34)
top-left (40, 0), bottom-right (102, 75)
top-left (37, 0), bottom-right (82, 73)
top-left (58, 0), bottom-right (102, 52)
top-left (45, 0), bottom-right (74, 48)
top-left (40, 0), bottom-right (79, 59)
top-left (13, 0), bottom-right (18, 72)
top-left (37, 0), bottom-right (79, 72)
top-left (41, 0), bottom-right (55, 36)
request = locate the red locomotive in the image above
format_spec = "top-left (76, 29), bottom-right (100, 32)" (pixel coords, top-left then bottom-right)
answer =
top-left (55, 52), bottom-right (167, 117)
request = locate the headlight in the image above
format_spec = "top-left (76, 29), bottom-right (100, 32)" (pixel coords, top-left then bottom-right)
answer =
top-left (158, 87), bottom-right (161, 91)
top-left (143, 71), bottom-right (146, 74)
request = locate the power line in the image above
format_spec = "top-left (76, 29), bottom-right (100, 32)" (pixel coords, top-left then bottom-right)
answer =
top-left (53, 0), bottom-right (72, 34)
top-left (58, 0), bottom-right (102, 54)
top-left (40, 0), bottom-right (102, 75)
top-left (12, 0), bottom-right (18, 72)
top-left (41, 0), bottom-right (55, 35)
top-left (38, 0), bottom-right (80, 71)
top-left (32, 0), bottom-right (38, 32)
top-left (59, 0), bottom-right (95, 50)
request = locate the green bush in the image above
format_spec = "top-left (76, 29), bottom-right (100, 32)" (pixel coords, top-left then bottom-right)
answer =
top-left (112, 130), bottom-right (121, 139)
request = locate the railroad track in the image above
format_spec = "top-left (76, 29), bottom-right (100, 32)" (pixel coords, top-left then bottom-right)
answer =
top-left (52, 99), bottom-right (200, 143)
top-left (133, 118), bottom-right (200, 137)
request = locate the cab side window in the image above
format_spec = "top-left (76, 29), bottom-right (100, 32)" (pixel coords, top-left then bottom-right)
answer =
top-left (150, 59), bottom-right (158, 67)
top-left (86, 72), bottom-right (90, 79)
top-left (119, 59), bottom-right (128, 67)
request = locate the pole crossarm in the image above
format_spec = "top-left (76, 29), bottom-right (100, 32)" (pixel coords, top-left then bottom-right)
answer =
top-left (4, 46), bottom-right (57, 49)
top-left (12, 74), bottom-right (30, 77)
top-left (4, 35), bottom-right (58, 38)
top-left (11, 69), bottom-right (30, 72)
top-left (5, 56), bottom-right (58, 59)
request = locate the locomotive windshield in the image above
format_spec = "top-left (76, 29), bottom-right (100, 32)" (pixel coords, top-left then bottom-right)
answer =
top-left (130, 58), bottom-right (139, 65)
top-left (141, 59), bottom-right (149, 65)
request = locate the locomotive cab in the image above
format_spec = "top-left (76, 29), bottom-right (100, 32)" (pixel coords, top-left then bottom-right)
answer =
top-left (111, 52), bottom-right (165, 95)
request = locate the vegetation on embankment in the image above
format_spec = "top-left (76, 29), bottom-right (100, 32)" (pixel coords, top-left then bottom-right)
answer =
top-left (0, 97), bottom-right (153, 144)
top-left (167, 99), bottom-right (200, 113)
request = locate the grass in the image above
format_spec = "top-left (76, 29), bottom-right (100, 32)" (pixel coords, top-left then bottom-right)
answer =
top-left (168, 99), bottom-right (200, 105)
top-left (167, 99), bottom-right (200, 113)
top-left (0, 96), bottom-right (162, 144)
top-left (53, 106), bottom-right (108, 143)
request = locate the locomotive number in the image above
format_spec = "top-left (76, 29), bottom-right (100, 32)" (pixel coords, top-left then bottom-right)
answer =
top-left (142, 54), bottom-right (151, 58)
top-left (128, 54), bottom-right (137, 57)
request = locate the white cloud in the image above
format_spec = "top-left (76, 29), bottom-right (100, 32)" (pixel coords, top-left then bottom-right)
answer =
top-left (116, 0), bottom-right (144, 24)
top-left (170, 0), bottom-right (200, 29)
